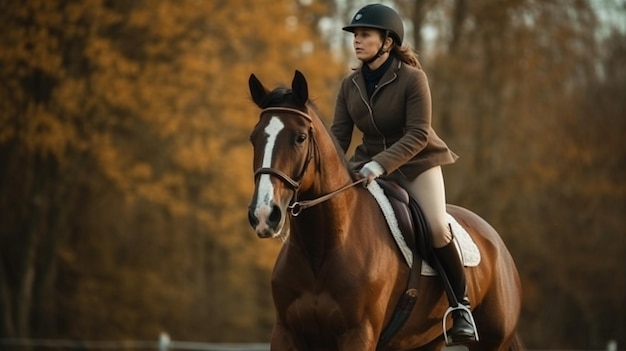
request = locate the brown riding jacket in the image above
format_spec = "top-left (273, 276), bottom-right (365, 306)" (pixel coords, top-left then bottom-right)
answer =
top-left (330, 57), bottom-right (458, 181)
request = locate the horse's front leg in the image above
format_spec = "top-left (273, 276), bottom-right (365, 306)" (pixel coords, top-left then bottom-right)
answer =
top-left (337, 324), bottom-right (378, 351)
top-left (270, 322), bottom-right (298, 351)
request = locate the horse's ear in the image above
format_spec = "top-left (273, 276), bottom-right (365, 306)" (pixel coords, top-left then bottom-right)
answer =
top-left (249, 73), bottom-right (268, 108)
top-left (291, 70), bottom-right (308, 106)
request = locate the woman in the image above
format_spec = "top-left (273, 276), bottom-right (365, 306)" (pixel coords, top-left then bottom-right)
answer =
top-left (330, 4), bottom-right (477, 345)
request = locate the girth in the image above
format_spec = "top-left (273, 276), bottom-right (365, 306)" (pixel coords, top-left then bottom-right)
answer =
top-left (375, 179), bottom-right (434, 350)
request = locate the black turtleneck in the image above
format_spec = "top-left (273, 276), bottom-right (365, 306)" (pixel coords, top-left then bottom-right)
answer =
top-left (362, 56), bottom-right (393, 98)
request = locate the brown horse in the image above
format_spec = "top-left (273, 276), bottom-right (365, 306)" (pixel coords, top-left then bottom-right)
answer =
top-left (247, 70), bottom-right (523, 351)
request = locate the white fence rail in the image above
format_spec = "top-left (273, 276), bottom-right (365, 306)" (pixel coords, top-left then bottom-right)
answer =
top-left (0, 335), bottom-right (267, 351)
top-left (0, 334), bottom-right (621, 351)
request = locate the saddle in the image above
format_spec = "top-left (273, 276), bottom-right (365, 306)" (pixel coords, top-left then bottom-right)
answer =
top-left (371, 179), bottom-right (481, 348)
top-left (376, 179), bottom-right (434, 265)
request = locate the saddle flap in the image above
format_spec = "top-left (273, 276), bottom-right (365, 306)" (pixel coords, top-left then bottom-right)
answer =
top-left (376, 179), bottom-right (415, 251)
top-left (376, 178), bottom-right (409, 205)
top-left (376, 179), bottom-right (433, 263)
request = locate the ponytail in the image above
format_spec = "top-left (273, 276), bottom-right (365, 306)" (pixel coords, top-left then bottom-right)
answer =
top-left (392, 44), bottom-right (422, 70)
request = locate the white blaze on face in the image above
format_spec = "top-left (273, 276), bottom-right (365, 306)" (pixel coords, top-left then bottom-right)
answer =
top-left (252, 116), bottom-right (284, 232)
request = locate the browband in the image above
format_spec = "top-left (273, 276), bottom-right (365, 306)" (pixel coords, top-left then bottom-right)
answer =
top-left (261, 107), bottom-right (312, 122)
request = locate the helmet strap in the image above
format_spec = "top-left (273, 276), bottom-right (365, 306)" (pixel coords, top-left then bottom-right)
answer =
top-left (365, 30), bottom-right (390, 64)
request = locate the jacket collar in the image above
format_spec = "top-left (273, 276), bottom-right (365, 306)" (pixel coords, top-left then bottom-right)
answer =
top-left (352, 57), bottom-right (401, 101)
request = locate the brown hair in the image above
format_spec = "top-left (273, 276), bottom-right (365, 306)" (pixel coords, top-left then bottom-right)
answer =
top-left (382, 28), bottom-right (422, 69)
top-left (391, 44), bottom-right (421, 69)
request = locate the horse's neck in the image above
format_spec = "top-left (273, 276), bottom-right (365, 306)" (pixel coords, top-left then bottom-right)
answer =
top-left (310, 117), bottom-right (354, 195)
top-left (290, 125), bottom-right (361, 270)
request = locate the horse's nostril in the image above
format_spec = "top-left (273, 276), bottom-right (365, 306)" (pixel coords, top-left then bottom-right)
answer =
top-left (268, 204), bottom-right (282, 228)
top-left (248, 207), bottom-right (259, 228)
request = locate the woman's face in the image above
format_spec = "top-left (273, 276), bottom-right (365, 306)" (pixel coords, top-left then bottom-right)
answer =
top-left (352, 27), bottom-right (384, 62)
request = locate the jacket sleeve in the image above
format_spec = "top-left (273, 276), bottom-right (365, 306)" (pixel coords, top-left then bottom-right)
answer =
top-left (330, 79), bottom-right (354, 154)
top-left (373, 69), bottom-right (431, 174)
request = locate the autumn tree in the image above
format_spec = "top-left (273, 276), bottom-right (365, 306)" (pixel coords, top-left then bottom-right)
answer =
top-left (407, 0), bottom-right (626, 347)
top-left (1, 0), bottom-right (624, 348)
top-left (0, 0), bottom-right (343, 342)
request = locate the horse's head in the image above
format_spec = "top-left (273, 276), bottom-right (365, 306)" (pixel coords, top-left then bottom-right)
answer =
top-left (247, 71), bottom-right (317, 238)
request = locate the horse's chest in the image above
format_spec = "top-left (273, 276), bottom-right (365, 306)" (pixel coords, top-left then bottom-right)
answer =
top-left (284, 291), bottom-right (348, 338)
top-left (273, 249), bottom-right (377, 340)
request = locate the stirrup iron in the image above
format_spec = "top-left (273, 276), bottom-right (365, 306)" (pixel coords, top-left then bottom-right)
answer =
top-left (442, 304), bottom-right (479, 346)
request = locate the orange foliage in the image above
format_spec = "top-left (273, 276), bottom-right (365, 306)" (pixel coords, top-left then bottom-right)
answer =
top-left (1, 0), bottom-right (623, 348)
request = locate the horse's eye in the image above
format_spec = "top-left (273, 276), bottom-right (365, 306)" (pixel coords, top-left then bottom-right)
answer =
top-left (295, 133), bottom-right (307, 144)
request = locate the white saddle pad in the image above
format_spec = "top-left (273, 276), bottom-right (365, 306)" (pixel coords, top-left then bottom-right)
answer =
top-left (367, 181), bottom-right (481, 275)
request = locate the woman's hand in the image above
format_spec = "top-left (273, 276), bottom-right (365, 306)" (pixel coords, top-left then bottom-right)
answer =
top-left (359, 161), bottom-right (385, 185)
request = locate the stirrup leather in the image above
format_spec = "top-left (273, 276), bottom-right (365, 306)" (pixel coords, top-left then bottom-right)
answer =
top-left (442, 304), bottom-right (479, 345)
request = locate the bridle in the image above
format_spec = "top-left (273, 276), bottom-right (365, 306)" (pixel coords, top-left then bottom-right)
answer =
top-left (253, 107), bottom-right (367, 216)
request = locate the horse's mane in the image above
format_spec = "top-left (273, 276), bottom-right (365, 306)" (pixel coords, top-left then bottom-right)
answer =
top-left (305, 100), bottom-right (358, 182)
top-left (259, 86), bottom-right (356, 180)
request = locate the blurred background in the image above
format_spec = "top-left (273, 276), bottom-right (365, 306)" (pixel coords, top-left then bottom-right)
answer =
top-left (0, 0), bottom-right (624, 349)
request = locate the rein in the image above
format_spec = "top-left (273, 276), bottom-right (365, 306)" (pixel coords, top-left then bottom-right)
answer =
top-left (255, 107), bottom-right (367, 216)
top-left (288, 178), bottom-right (367, 216)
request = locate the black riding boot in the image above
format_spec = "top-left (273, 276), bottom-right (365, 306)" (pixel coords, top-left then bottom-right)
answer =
top-left (434, 241), bottom-right (478, 345)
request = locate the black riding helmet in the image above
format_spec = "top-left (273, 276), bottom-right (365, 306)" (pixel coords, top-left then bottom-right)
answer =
top-left (342, 4), bottom-right (404, 45)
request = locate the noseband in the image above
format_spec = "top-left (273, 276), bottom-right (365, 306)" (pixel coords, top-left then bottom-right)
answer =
top-left (253, 107), bottom-right (366, 216)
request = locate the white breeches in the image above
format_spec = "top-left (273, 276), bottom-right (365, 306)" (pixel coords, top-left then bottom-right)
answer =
top-left (404, 166), bottom-right (452, 248)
